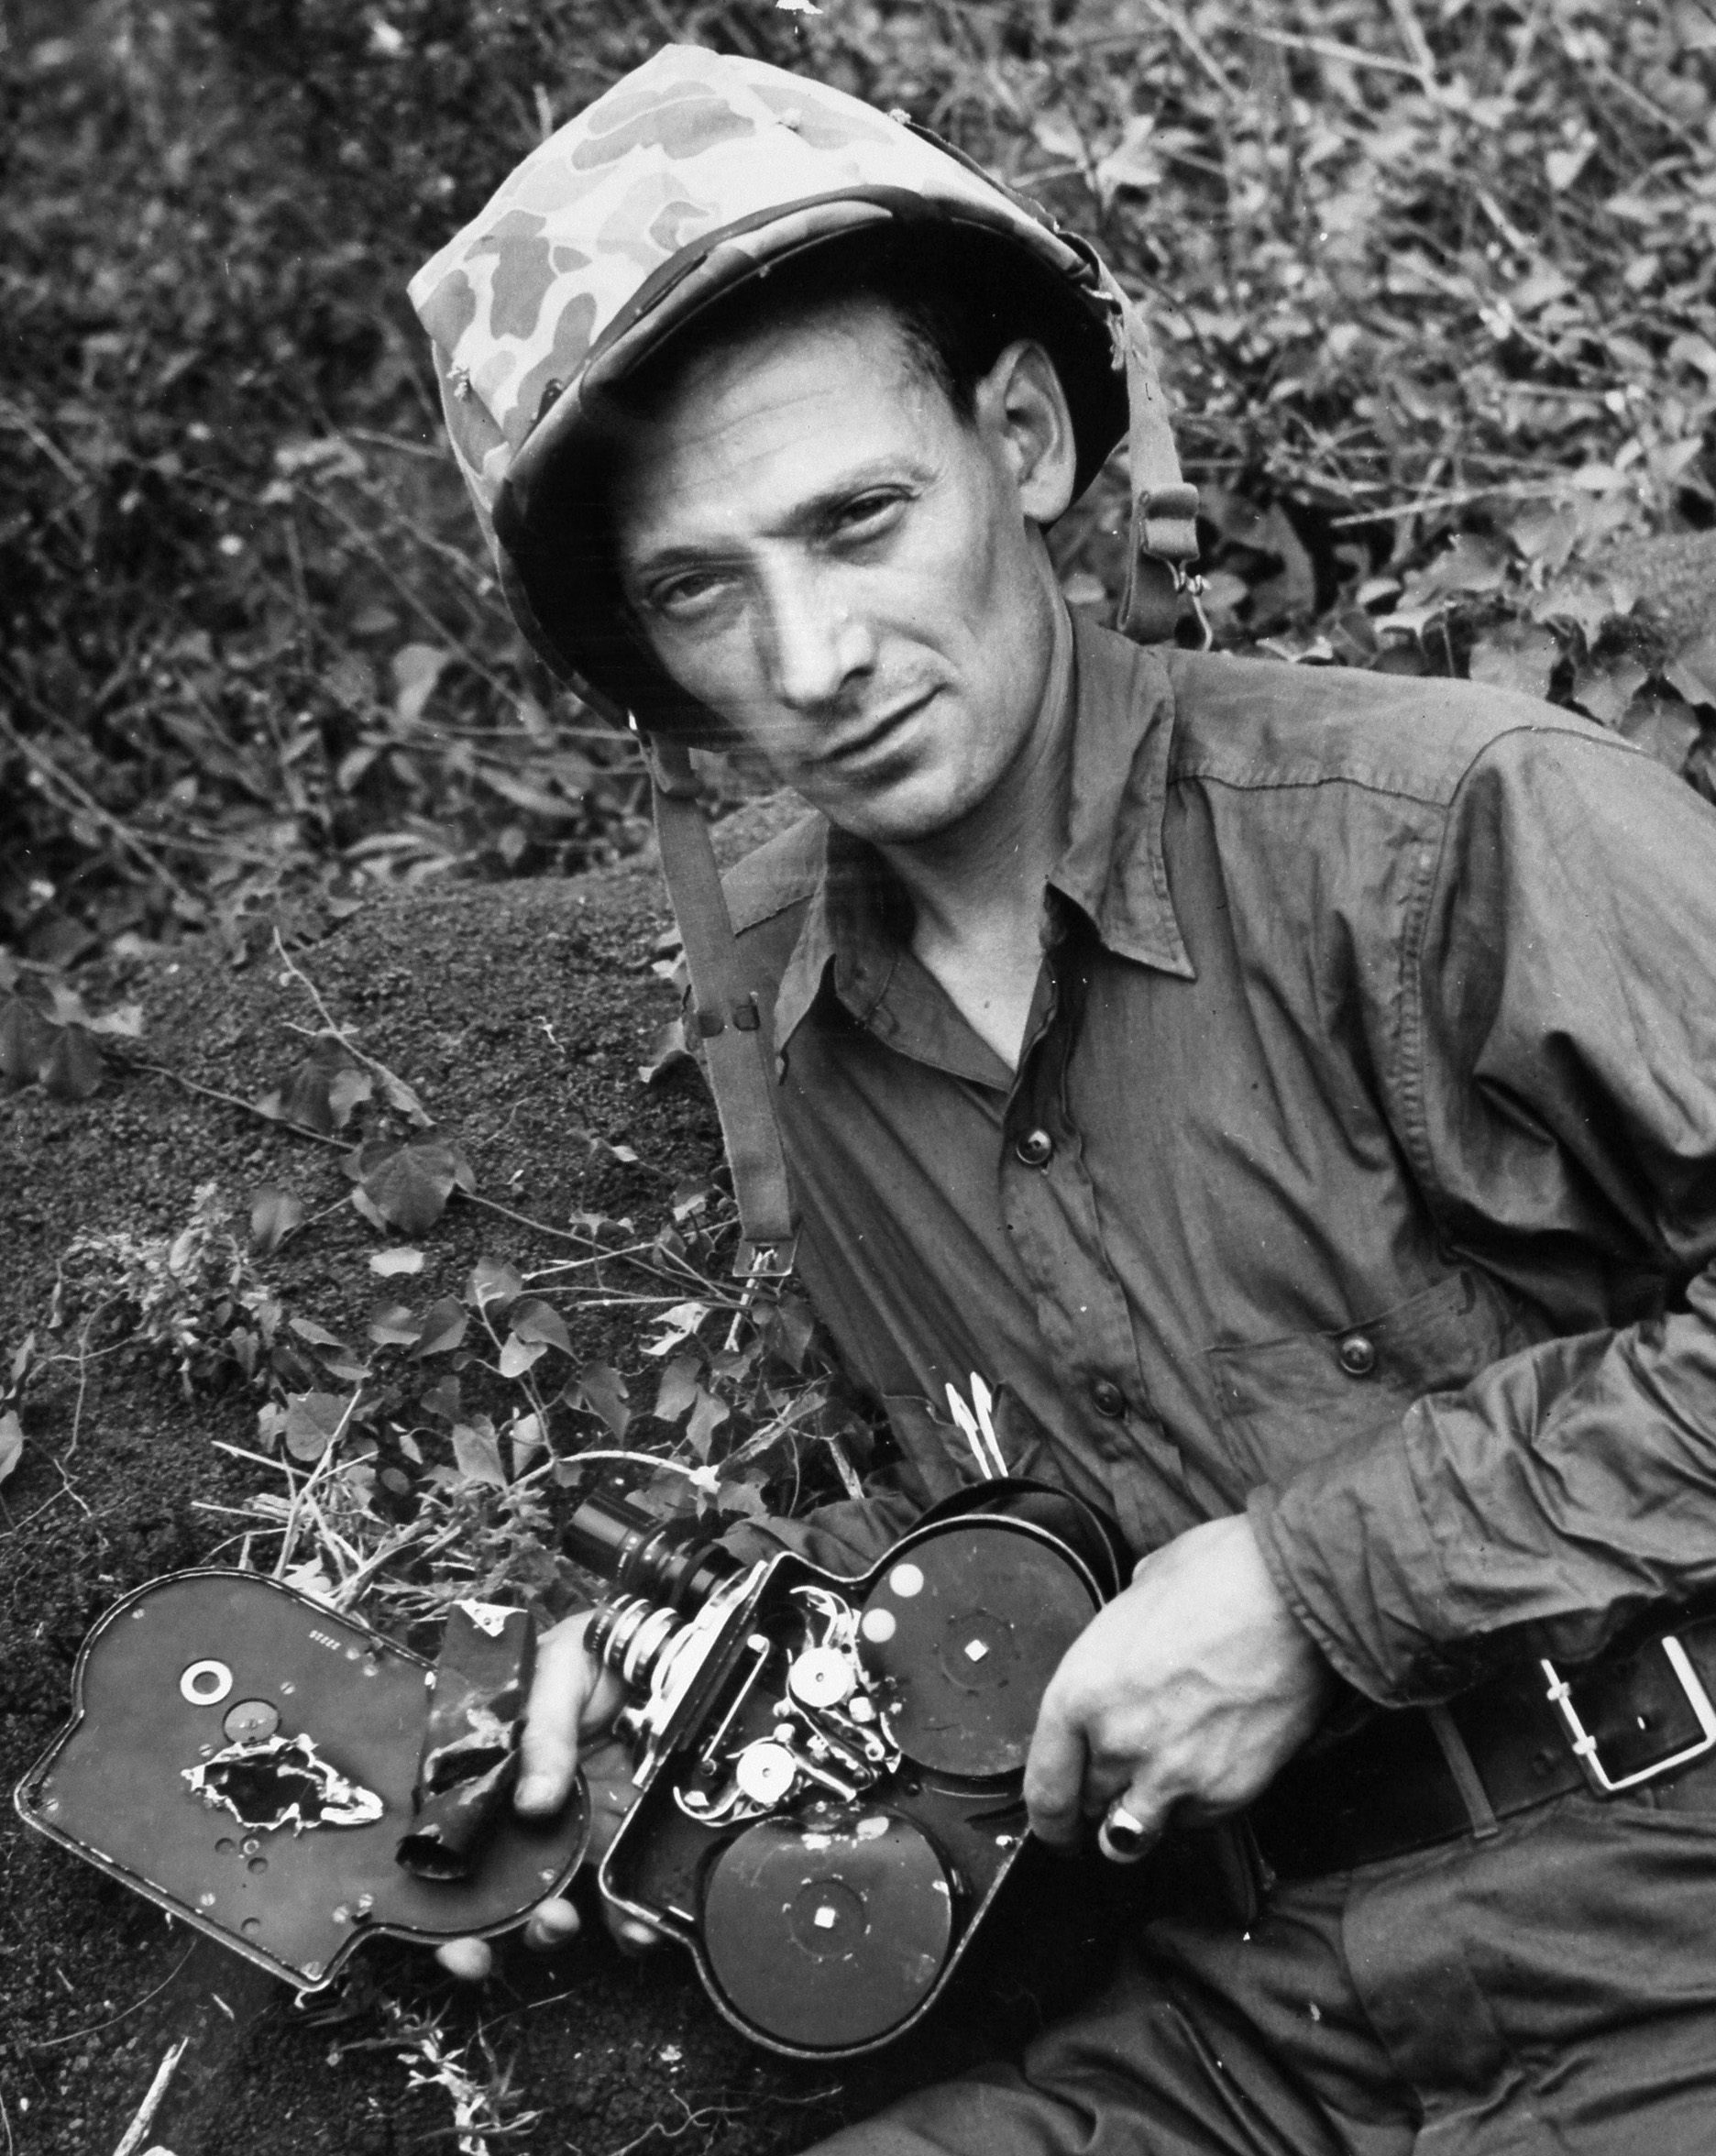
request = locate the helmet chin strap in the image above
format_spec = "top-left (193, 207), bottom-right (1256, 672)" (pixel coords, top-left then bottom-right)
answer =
top-left (645, 732), bottom-right (798, 1282)
top-left (641, 292), bottom-right (1195, 1284)
top-left (1114, 292), bottom-right (1203, 644)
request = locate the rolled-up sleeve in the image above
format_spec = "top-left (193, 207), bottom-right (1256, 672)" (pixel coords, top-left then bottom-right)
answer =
top-left (1251, 725), bottom-right (1716, 1704)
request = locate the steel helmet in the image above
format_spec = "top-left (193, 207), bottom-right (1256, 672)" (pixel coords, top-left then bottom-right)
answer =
top-left (410, 43), bottom-right (1198, 742)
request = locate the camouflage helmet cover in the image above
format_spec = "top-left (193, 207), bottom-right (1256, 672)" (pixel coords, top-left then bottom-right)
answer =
top-left (409, 44), bottom-right (1195, 735)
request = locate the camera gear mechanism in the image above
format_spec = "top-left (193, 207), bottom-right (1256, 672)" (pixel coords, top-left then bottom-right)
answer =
top-left (568, 1480), bottom-right (1126, 2056)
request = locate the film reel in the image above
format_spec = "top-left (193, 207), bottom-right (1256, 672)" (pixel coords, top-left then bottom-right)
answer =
top-left (855, 1523), bottom-right (1099, 1775)
top-left (700, 1811), bottom-right (954, 2050)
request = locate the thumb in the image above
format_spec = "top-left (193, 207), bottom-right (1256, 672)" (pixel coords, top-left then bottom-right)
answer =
top-left (517, 1612), bottom-right (621, 1816)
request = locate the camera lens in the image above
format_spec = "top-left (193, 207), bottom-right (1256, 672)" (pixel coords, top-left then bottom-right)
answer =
top-left (564, 1490), bottom-right (738, 1611)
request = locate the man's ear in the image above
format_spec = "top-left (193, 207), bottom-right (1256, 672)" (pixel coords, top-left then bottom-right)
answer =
top-left (974, 339), bottom-right (1079, 527)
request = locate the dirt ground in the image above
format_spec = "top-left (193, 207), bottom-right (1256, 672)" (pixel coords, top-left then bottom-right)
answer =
top-left (0, 808), bottom-right (1125, 2155)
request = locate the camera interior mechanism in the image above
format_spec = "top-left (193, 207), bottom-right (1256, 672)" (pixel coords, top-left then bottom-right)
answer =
top-left (568, 1485), bottom-right (1121, 2057)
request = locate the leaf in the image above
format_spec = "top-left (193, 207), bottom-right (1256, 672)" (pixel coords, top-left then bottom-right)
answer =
top-left (653, 1354), bottom-right (701, 1425)
top-left (1417, 533), bottom-right (1512, 601)
top-left (41, 1024), bottom-right (104, 1101)
top-left (369, 1247), bottom-right (425, 1277)
top-left (644, 1301), bottom-right (712, 1358)
top-left (569, 1363), bottom-right (631, 1440)
top-left (499, 1332), bottom-right (546, 1379)
top-left (289, 1316), bottom-right (350, 1350)
top-left (283, 1390), bottom-right (349, 1462)
top-left (420, 1376), bottom-right (461, 1421)
top-left (412, 1297), bottom-right (468, 1358)
top-left (1570, 653), bottom-right (1650, 729)
top-left (372, 1062), bottom-right (434, 1128)
top-left (392, 642), bottom-right (452, 727)
top-left (350, 1187), bottom-right (390, 1232)
top-left (468, 1257), bottom-right (522, 1318)
top-left (686, 1386), bottom-right (731, 1459)
top-left (1530, 570), bottom-right (1633, 648)
top-left (281, 1559), bottom-right (337, 1605)
top-left (764, 1298), bottom-right (815, 1373)
top-left (1618, 693), bottom-right (1701, 775)
top-left (451, 1416), bottom-right (506, 1487)
top-left (326, 1066), bottom-right (374, 1130)
top-left (358, 1133), bottom-right (474, 1236)
top-left (639, 1017), bottom-right (694, 1087)
top-left (272, 1038), bottom-right (358, 1134)
top-left (511, 1298), bottom-right (571, 1354)
top-left (717, 1479), bottom-right (768, 1518)
top-left (1467, 623), bottom-right (1559, 703)
top-left (510, 1412), bottom-right (546, 1475)
top-left (1664, 629), bottom-right (1716, 711)
top-left (250, 1186), bottom-right (306, 1256)
top-left (0, 1410), bottom-right (23, 1486)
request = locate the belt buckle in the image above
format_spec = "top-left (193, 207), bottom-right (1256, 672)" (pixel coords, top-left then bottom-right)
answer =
top-left (1540, 1634), bottom-right (1716, 1795)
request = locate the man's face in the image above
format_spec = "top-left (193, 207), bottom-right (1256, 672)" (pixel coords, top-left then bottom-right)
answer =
top-left (610, 302), bottom-right (1074, 848)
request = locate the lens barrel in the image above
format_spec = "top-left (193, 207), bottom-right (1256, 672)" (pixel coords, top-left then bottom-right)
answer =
top-left (563, 1490), bottom-right (738, 1612)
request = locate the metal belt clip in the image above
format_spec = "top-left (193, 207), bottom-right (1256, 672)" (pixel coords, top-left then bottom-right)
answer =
top-left (1541, 1634), bottom-right (1716, 1795)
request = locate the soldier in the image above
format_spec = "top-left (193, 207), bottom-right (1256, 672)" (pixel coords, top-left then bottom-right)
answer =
top-left (413, 46), bottom-right (1716, 2152)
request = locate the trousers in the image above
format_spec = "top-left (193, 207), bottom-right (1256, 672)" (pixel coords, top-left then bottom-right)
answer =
top-left (806, 1785), bottom-right (1716, 2155)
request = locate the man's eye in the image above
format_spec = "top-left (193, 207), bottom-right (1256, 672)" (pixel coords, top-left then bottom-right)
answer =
top-left (833, 492), bottom-right (905, 536)
top-left (650, 571), bottom-right (730, 618)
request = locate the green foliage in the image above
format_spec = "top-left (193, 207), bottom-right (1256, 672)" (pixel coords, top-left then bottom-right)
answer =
top-left (8, 0), bottom-right (1716, 971)
top-left (57, 1181), bottom-right (284, 1392)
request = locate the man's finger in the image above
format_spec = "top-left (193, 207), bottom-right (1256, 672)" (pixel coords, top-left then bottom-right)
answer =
top-left (1023, 1699), bottom-right (1089, 1846)
top-left (517, 1613), bottom-right (599, 1814)
top-left (522, 1896), bottom-right (583, 1952)
top-left (435, 1935), bottom-right (495, 1982)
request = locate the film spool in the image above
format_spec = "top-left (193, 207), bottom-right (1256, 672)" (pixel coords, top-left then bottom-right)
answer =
top-left (700, 1812), bottom-right (954, 2050)
top-left (855, 1524), bottom-right (1099, 1776)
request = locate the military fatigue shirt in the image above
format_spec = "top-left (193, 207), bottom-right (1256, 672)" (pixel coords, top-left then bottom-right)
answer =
top-left (723, 615), bottom-right (1716, 1710)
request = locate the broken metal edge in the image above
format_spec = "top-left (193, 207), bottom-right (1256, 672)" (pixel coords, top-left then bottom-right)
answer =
top-left (12, 1566), bottom-right (588, 1991)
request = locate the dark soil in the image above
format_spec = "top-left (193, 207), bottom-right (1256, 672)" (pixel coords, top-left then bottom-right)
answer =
top-left (0, 803), bottom-right (1124, 2155)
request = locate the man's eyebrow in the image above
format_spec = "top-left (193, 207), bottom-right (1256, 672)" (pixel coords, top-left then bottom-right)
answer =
top-left (626, 457), bottom-right (930, 580)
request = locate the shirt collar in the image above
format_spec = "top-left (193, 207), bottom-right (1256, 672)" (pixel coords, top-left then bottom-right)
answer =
top-left (770, 612), bottom-right (1194, 1063)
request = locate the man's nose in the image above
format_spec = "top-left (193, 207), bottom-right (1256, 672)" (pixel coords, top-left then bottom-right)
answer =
top-left (757, 562), bottom-right (874, 712)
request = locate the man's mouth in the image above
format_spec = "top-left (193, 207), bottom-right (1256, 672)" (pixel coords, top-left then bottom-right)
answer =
top-left (830, 689), bottom-right (937, 765)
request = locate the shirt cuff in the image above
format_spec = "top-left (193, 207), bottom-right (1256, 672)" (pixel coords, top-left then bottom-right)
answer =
top-left (1246, 1422), bottom-right (1463, 1706)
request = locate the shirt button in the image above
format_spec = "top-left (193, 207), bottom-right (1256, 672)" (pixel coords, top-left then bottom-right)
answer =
top-left (1337, 1333), bottom-right (1378, 1379)
top-left (1015, 1128), bottom-right (1054, 1168)
top-left (1091, 1379), bottom-right (1126, 1419)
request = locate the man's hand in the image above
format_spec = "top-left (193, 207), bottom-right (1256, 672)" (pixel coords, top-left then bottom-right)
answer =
top-left (435, 1609), bottom-right (658, 1978)
top-left (1024, 1515), bottom-right (1333, 1854)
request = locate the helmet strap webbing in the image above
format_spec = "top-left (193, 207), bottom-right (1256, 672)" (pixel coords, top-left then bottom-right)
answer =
top-left (1115, 295), bottom-right (1201, 643)
top-left (646, 735), bottom-right (798, 1281)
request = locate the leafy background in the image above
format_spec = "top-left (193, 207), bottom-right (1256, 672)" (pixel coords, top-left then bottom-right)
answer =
top-left (7, 0), bottom-right (1716, 976)
top-left (7, 5), bottom-right (1716, 2150)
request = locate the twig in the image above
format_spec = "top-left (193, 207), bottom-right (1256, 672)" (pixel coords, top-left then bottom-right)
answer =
top-left (0, 698), bottom-right (198, 908)
top-left (1238, 26), bottom-right (1424, 81)
top-left (1129, 0), bottom-right (1236, 101)
top-left (36, 1946), bottom-right (198, 2048)
top-left (272, 1389), bottom-right (363, 1578)
top-left (130, 1049), bottom-right (666, 1259)
top-left (1331, 478), bottom-right (1571, 526)
top-left (126, 1056), bottom-right (346, 1150)
top-left (111, 2034), bottom-right (189, 2156)
top-left (1384, 0), bottom-right (1438, 85)
top-left (0, 394), bottom-right (84, 489)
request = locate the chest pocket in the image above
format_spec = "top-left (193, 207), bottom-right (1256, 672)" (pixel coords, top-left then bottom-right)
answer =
top-left (1204, 1270), bottom-right (1524, 1492)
